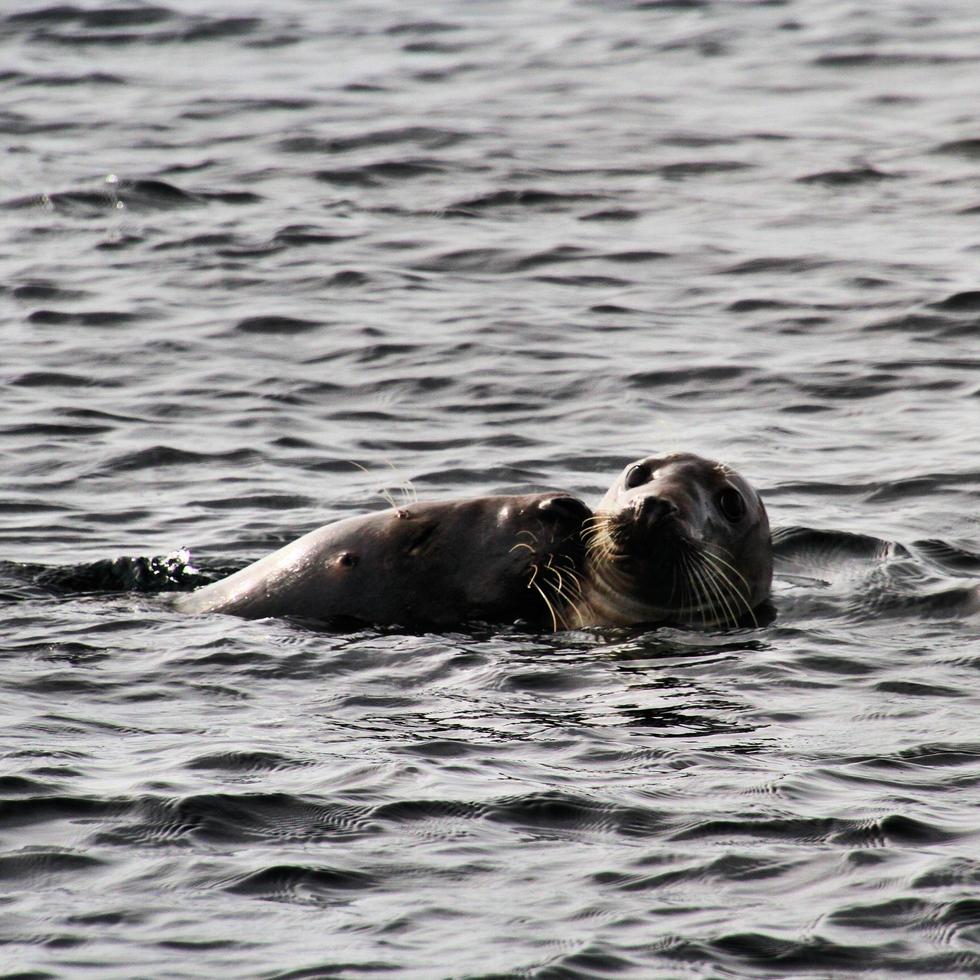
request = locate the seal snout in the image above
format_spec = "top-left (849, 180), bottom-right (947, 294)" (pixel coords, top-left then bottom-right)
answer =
top-left (537, 495), bottom-right (591, 525)
top-left (631, 494), bottom-right (679, 533)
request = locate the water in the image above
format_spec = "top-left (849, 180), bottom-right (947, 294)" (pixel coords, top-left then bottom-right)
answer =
top-left (2, 0), bottom-right (979, 976)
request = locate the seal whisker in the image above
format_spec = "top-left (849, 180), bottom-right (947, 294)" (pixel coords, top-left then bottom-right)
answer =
top-left (702, 547), bottom-right (758, 626)
top-left (684, 553), bottom-right (707, 627)
top-left (693, 551), bottom-right (738, 628)
top-left (699, 549), bottom-right (757, 627)
top-left (687, 554), bottom-right (714, 628)
top-left (677, 551), bottom-right (697, 624)
top-left (688, 551), bottom-right (729, 627)
top-left (383, 461), bottom-right (418, 507)
top-left (697, 559), bottom-right (722, 628)
top-left (683, 553), bottom-right (703, 623)
top-left (347, 460), bottom-right (402, 511)
top-left (678, 552), bottom-right (702, 626)
top-left (548, 557), bottom-right (585, 609)
top-left (529, 575), bottom-right (560, 631)
top-left (677, 552), bottom-right (690, 617)
top-left (544, 557), bottom-right (575, 599)
top-left (557, 557), bottom-right (585, 594)
top-left (545, 557), bottom-right (566, 599)
top-left (702, 546), bottom-right (755, 600)
top-left (585, 520), bottom-right (625, 567)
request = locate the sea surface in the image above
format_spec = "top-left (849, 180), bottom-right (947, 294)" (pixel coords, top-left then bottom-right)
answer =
top-left (1, 1), bottom-right (979, 977)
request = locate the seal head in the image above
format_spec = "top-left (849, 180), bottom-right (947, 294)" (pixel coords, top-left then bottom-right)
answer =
top-left (574, 452), bottom-right (772, 628)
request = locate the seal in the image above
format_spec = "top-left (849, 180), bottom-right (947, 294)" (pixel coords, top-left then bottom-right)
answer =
top-left (172, 493), bottom-right (591, 628)
top-left (566, 452), bottom-right (772, 628)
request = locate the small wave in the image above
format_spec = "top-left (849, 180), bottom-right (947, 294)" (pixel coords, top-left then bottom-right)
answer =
top-left (10, 12), bottom-right (264, 46)
top-left (151, 232), bottom-right (239, 252)
top-left (234, 315), bottom-right (322, 335)
top-left (828, 896), bottom-right (928, 929)
top-left (579, 208), bottom-right (640, 221)
top-left (185, 751), bottom-right (306, 774)
top-left (723, 256), bottom-right (832, 274)
top-left (315, 159), bottom-right (445, 186)
top-left (727, 298), bottom-right (793, 312)
top-left (864, 311), bottom-right (977, 338)
top-left (3, 178), bottom-right (260, 215)
top-left (0, 110), bottom-right (79, 134)
top-left (400, 39), bottom-right (471, 55)
top-left (930, 290), bottom-right (980, 311)
top-left (914, 859), bottom-right (980, 888)
top-left (627, 365), bottom-right (752, 388)
top-left (15, 70), bottom-right (126, 86)
top-left (414, 245), bottom-right (587, 275)
top-left (102, 446), bottom-right (260, 472)
top-left (10, 371), bottom-right (95, 388)
top-left (912, 539), bottom-right (980, 575)
top-left (667, 931), bottom-right (886, 972)
top-left (814, 51), bottom-right (970, 68)
top-left (3, 5), bottom-right (173, 29)
top-left (27, 309), bottom-right (143, 326)
top-left (0, 794), bottom-right (128, 831)
top-left (385, 21), bottom-right (461, 36)
top-left (657, 160), bottom-right (750, 179)
top-left (180, 97), bottom-right (314, 120)
top-left (222, 864), bottom-right (378, 899)
top-left (935, 137), bottom-right (980, 157)
top-left (484, 790), bottom-right (666, 838)
top-left (445, 188), bottom-right (604, 214)
top-left (534, 274), bottom-right (628, 287)
top-left (670, 807), bottom-right (966, 849)
top-left (0, 850), bottom-right (106, 882)
top-left (326, 269), bottom-right (370, 287)
top-left (278, 126), bottom-right (468, 155)
top-left (272, 225), bottom-right (357, 247)
top-left (797, 166), bottom-right (898, 186)
top-left (11, 282), bottom-right (89, 301)
top-left (603, 250), bottom-right (671, 263)
top-left (169, 792), bottom-right (375, 844)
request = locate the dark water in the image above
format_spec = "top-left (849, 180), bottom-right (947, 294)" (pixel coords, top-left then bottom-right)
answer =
top-left (2, 0), bottom-right (980, 976)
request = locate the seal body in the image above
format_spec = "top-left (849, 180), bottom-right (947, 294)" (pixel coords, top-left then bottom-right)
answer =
top-left (173, 494), bottom-right (590, 628)
top-left (571, 453), bottom-right (772, 628)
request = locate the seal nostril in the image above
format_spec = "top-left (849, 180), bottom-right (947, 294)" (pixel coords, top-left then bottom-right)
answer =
top-left (633, 496), bottom-right (677, 527)
top-left (538, 495), bottom-right (591, 523)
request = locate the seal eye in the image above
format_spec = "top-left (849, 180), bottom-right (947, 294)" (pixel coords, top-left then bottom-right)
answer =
top-left (624, 464), bottom-right (649, 490)
top-left (717, 487), bottom-right (746, 523)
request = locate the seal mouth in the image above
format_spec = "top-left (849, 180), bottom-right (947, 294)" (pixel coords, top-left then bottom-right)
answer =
top-left (591, 500), bottom-right (690, 559)
top-left (582, 510), bottom-right (761, 628)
